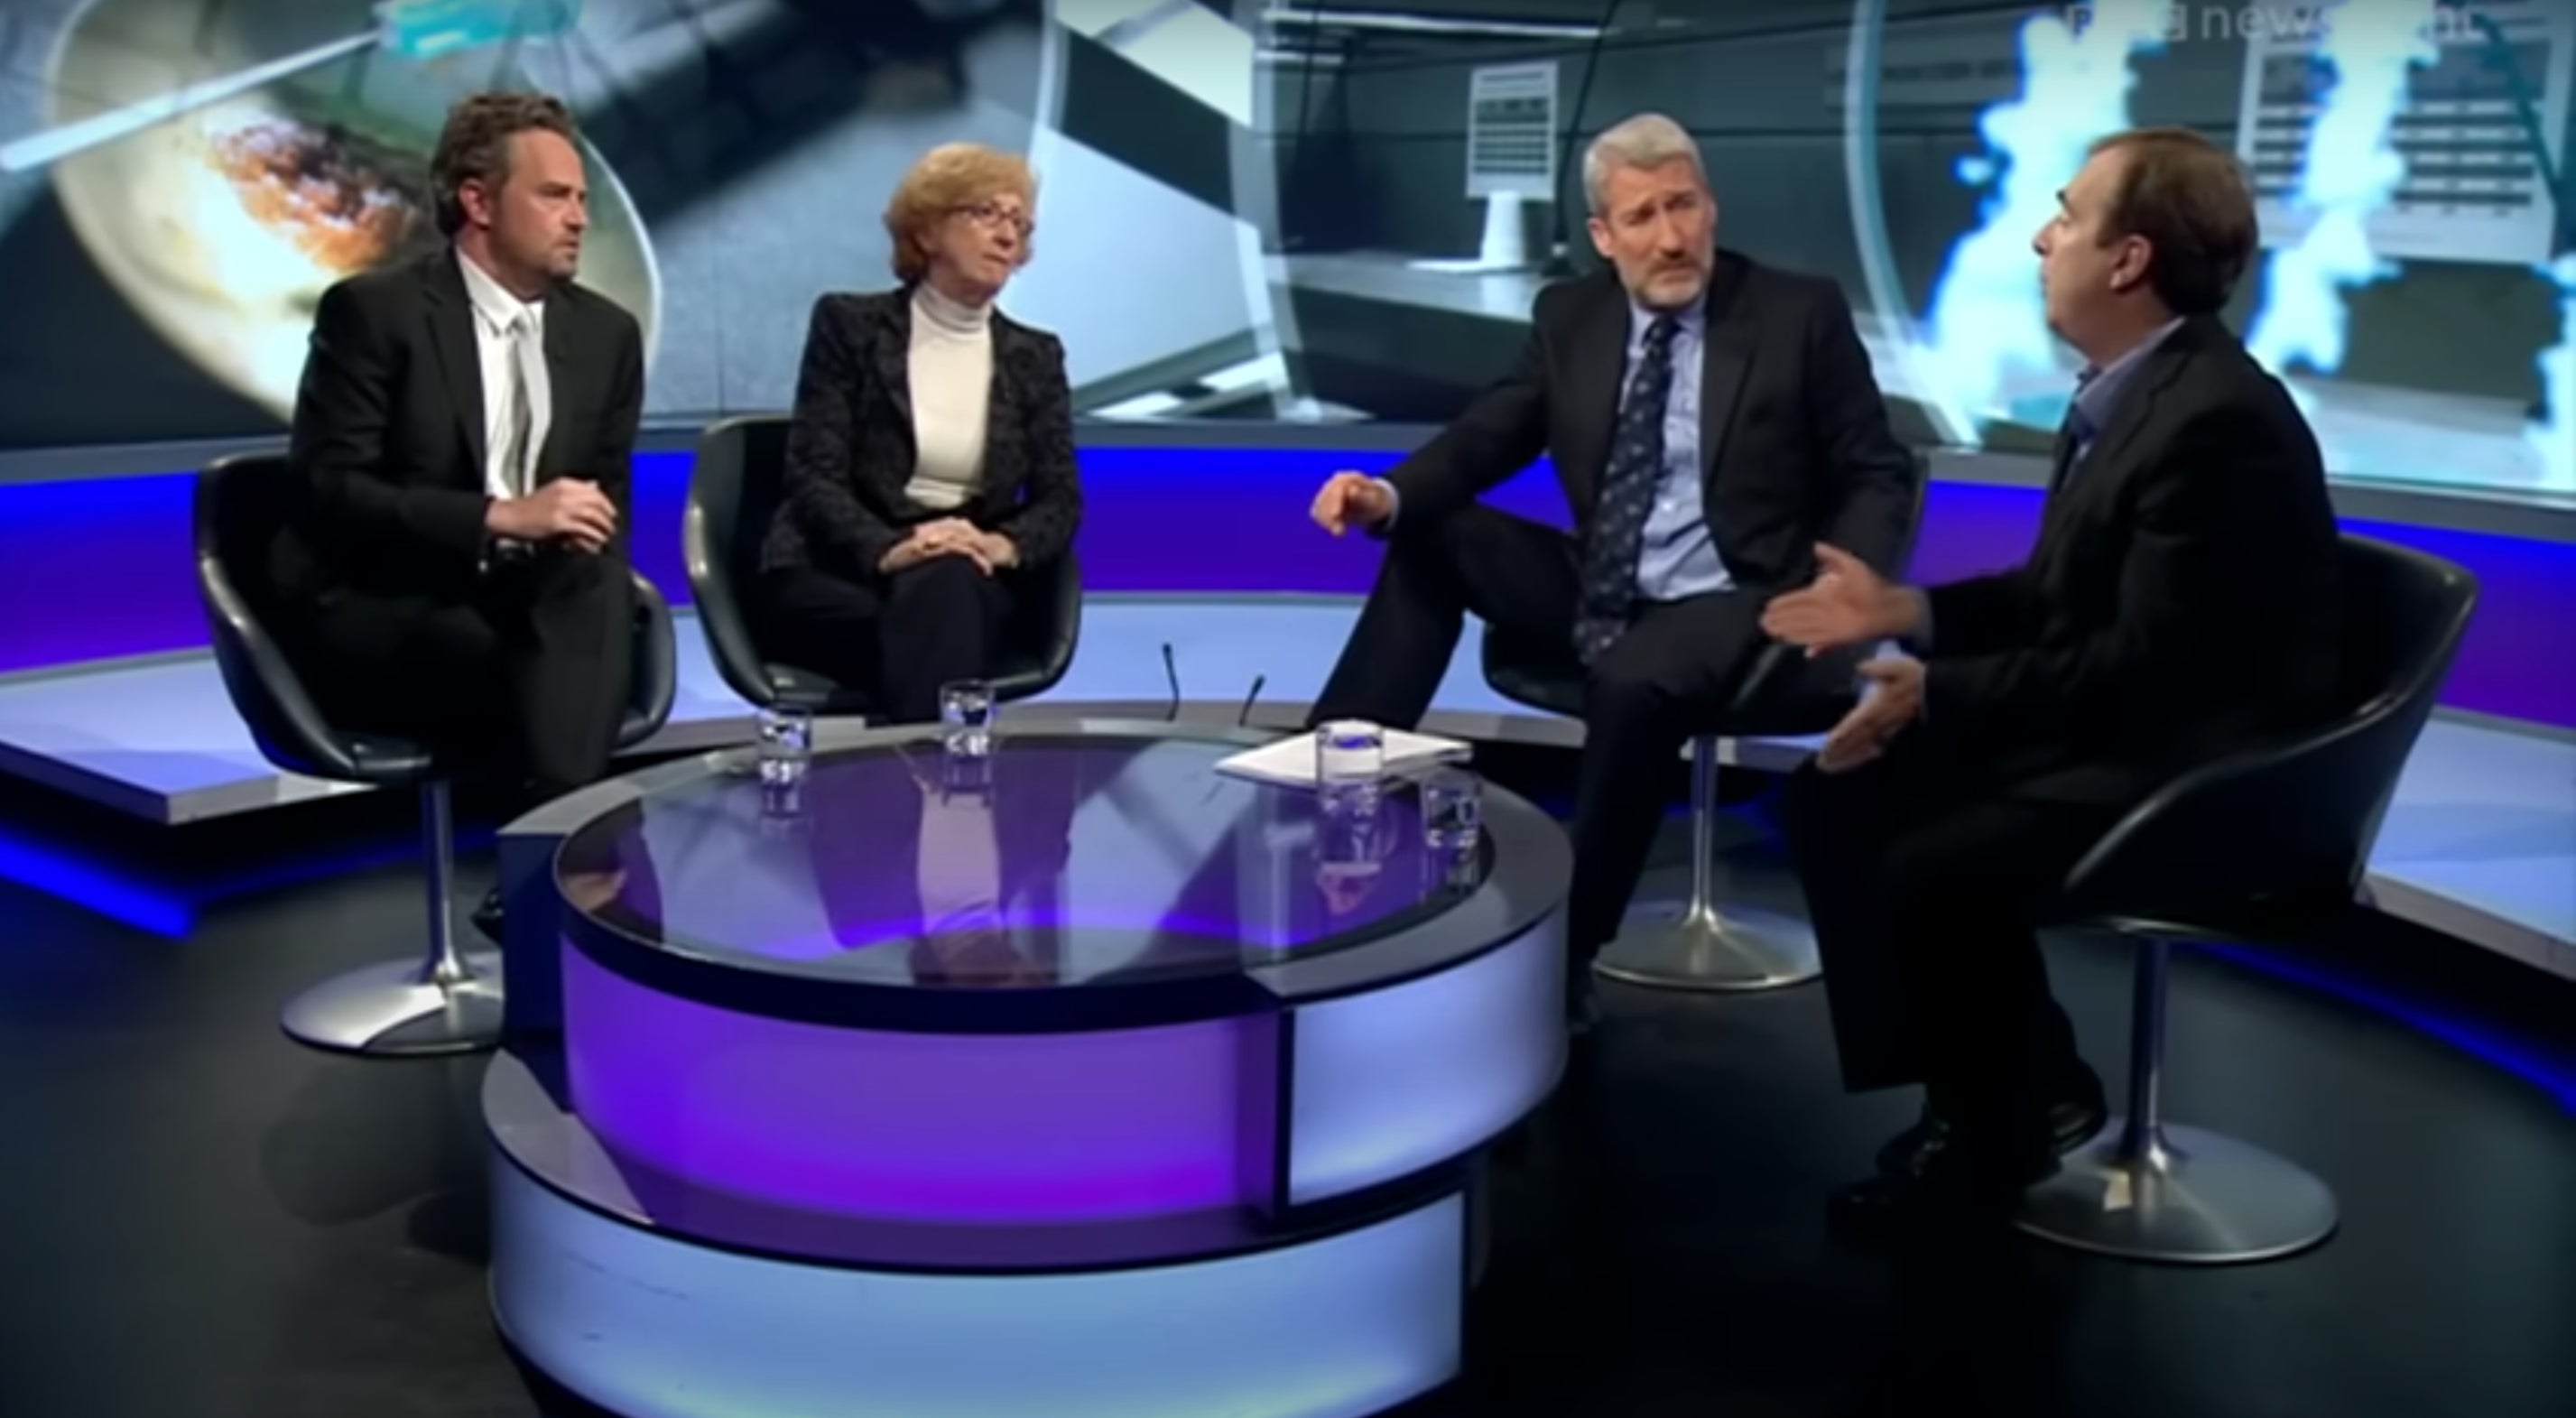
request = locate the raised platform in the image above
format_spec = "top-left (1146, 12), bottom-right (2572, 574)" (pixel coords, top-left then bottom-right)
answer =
top-left (0, 598), bottom-right (1558, 822)
top-left (0, 596), bottom-right (2567, 980)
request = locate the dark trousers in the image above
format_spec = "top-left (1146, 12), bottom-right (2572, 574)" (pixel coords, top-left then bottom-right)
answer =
top-left (1778, 739), bottom-right (2119, 1136)
top-left (1311, 505), bottom-right (1766, 965)
top-left (292, 551), bottom-right (635, 806)
top-left (759, 559), bottom-right (1015, 724)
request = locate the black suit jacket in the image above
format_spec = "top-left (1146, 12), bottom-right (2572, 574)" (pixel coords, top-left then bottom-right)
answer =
top-left (760, 289), bottom-right (1083, 580)
top-left (1923, 314), bottom-right (2343, 804)
top-left (273, 247), bottom-right (645, 602)
top-left (1384, 251), bottom-right (1920, 589)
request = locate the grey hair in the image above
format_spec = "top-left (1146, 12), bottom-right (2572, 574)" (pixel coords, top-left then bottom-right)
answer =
top-left (1580, 112), bottom-right (1707, 214)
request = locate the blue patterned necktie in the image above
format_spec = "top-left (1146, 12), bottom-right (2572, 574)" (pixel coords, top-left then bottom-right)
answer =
top-left (1573, 315), bottom-right (1680, 664)
top-left (2050, 373), bottom-right (2099, 495)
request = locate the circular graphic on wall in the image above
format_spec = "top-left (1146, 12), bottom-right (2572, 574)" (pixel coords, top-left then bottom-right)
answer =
top-left (39, 0), bottom-right (660, 423)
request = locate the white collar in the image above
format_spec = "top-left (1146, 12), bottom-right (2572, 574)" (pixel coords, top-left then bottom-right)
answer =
top-left (457, 246), bottom-right (543, 334)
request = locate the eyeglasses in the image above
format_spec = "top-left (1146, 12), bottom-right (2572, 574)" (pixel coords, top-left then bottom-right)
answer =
top-left (956, 199), bottom-right (1033, 236)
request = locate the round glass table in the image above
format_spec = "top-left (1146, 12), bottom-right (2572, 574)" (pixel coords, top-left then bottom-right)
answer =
top-left (486, 721), bottom-right (1571, 1418)
top-left (555, 730), bottom-right (1501, 1016)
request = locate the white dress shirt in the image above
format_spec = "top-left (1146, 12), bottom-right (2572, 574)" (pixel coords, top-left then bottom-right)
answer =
top-left (904, 282), bottom-right (994, 510)
top-left (456, 248), bottom-right (550, 501)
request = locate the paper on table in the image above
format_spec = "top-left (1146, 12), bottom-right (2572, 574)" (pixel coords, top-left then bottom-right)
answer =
top-left (1214, 728), bottom-right (1471, 788)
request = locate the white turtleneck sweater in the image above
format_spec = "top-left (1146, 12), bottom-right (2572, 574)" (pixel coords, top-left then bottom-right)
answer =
top-left (904, 282), bottom-right (994, 511)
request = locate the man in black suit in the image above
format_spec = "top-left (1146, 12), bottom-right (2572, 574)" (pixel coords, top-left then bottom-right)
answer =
top-left (1760, 126), bottom-right (2343, 1232)
top-left (1303, 112), bottom-right (1919, 1011)
top-left (274, 92), bottom-right (646, 920)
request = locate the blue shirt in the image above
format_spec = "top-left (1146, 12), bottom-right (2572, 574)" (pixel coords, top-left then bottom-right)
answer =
top-left (2066, 317), bottom-right (2184, 467)
top-left (1624, 300), bottom-right (1731, 602)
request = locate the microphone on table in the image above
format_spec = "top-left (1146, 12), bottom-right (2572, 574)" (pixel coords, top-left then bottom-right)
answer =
top-left (1237, 675), bottom-right (1266, 728)
top-left (1162, 643), bottom-right (1181, 721)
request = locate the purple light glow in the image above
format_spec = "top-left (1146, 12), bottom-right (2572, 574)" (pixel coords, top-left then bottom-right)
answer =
top-left (561, 945), bottom-right (1278, 1225)
top-left (5, 452), bottom-right (2570, 726)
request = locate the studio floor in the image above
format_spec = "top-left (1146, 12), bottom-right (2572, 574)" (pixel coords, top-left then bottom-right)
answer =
top-left (2, 775), bottom-right (2571, 1418)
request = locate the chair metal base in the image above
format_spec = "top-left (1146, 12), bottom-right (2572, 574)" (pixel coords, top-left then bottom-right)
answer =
top-left (279, 781), bottom-right (505, 1058)
top-left (1588, 732), bottom-right (1823, 993)
top-left (1591, 899), bottom-right (1822, 992)
top-left (281, 952), bottom-right (507, 1057)
top-left (2015, 1120), bottom-right (2339, 1264)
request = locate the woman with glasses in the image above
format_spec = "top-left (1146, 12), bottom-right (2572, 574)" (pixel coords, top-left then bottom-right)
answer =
top-left (757, 142), bottom-right (1082, 723)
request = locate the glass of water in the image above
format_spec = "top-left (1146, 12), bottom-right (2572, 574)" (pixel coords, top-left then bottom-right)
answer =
top-left (757, 774), bottom-right (808, 832)
top-left (755, 704), bottom-right (811, 783)
top-left (1313, 784), bottom-right (1385, 915)
top-left (940, 743), bottom-right (994, 801)
top-left (1313, 719), bottom-right (1385, 810)
top-left (1419, 766), bottom-right (1482, 852)
top-left (941, 679), bottom-right (996, 756)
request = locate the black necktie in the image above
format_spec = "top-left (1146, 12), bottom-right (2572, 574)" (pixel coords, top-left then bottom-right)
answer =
top-left (2048, 383), bottom-right (2099, 496)
top-left (1573, 316), bottom-right (1680, 664)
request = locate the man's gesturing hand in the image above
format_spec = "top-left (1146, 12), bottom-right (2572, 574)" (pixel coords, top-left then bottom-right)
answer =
top-left (1761, 543), bottom-right (1922, 655)
top-left (1310, 471), bottom-right (1395, 536)
top-left (1816, 654), bottom-right (1925, 774)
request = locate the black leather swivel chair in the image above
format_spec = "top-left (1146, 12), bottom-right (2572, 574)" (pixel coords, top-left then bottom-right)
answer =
top-left (684, 412), bottom-right (1082, 718)
top-left (194, 451), bottom-right (678, 1057)
top-left (1480, 451), bottom-right (1932, 991)
top-left (2011, 534), bottom-right (2478, 1264)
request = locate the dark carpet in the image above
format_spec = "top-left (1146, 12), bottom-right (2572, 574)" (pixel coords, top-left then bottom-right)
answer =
top-left (1, 778), bottom-right (2571, 1418)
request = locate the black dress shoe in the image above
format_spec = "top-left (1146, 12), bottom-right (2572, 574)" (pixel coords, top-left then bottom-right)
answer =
top-left (471, 887), bottom-right (505, 947)
top-left (1875, 1070), bottom-right (2108, 1177)
top-left (1831, 1135), bottom-right (2059, 1237)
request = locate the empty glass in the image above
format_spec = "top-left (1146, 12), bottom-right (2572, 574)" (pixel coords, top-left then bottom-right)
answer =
top-left (755, 705), bottom-right (811, 784)
top-left (941, 680), bottom-right (996, 757)
top-left (1419, 766), bottom-right (1482, 852)
top-left (1313, 718), bottom-right (1385, 812)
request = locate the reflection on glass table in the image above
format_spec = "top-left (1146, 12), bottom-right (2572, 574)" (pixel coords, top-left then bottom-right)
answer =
top-left (558, 735), bottom-right (1489, 992)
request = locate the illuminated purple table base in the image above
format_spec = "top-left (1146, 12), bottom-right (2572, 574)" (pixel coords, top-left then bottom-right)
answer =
top-left (486, 722), bottom-right (1571, 1418)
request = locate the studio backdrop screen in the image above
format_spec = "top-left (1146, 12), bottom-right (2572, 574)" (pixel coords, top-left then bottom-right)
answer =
top-left (0, 0), bottom-right (2569, 499)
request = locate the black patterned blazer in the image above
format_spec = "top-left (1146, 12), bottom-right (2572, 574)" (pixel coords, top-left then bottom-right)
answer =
top-left (759, 288), bottom-right (1082, 579)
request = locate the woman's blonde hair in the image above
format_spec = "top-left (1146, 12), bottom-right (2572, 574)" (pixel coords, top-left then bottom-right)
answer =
top-left (883, 142), bottom-right (1038, 283)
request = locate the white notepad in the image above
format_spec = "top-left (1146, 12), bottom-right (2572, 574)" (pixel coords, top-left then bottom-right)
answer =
top-left (1214, 728), bottom-right (1472, 788)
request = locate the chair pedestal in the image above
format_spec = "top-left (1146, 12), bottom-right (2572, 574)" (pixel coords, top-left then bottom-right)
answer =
top-left (2015, 938), bottom-right (2337, 1263)
top-left (1590, 736), bottom-right (1821, 993)
top-left (2021, 1120), bottom-right (2339, 1265)
top-left (281, 783), bottom-right (507, 1057)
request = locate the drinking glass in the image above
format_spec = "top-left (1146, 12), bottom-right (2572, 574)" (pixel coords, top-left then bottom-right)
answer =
top-left (757, 774), bottom-right (808, 832)
top-left (1313, 783), bottom-right (1385, 915)
top-left (1313, 718), bottom-right (1385, 811)
top-left (941, 679), bottom-right (996, 757)
top-left (940, 744), bottom-right (995, 800)
top-left (756, 705), bottom-right (811, 784)
top-left (1419, 766), bottom-right (1483, 852)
